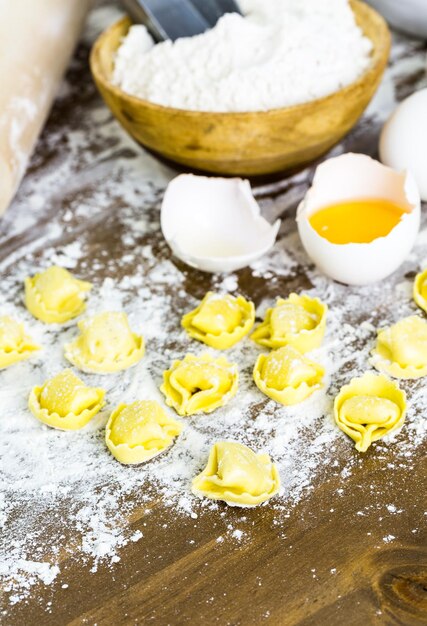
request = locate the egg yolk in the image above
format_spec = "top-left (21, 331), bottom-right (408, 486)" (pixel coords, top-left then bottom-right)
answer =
top-left (309, 198), bottom-right (407, 244)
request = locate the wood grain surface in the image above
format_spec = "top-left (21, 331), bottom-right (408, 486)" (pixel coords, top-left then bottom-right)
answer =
top-left (1, 2), bottom-right (427, 625)
top-left (5, 449), bottom-right (427, 625)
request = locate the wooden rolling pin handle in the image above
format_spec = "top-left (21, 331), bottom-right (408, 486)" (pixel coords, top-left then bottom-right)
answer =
top-left (0, 0), bottom-right (93, 216)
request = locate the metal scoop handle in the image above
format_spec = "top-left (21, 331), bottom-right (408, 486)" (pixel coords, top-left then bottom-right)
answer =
top-left (189, 0), bottom-right (242, 26)
top-left (122, 0), bottom-right (242, 41)
top-left (122, 0), bottom-right (209, 41)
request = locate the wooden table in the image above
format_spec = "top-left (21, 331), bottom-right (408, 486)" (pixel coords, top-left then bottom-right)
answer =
top-left (1, 3), bottom-right (426, 624)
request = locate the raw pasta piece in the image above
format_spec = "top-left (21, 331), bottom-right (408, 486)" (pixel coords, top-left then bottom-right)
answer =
top-left (182, 292), bottom-right (255, 349)
top-left (64, 311), bottom-right (145, 374)
top-left (414, 268), bottom-right (427, 314)
top-left (106, 400), bottom-right (183, 465)
top-left (334, 372), bottom-right (406, 452)
top-left (29, 369), bottom-right (105, 430)
top-left (251, 293), bottom-right (327, 352)
top-left (253, 345), bottom-right (324, 405)
top-left (192, 441), bottom-right (280, 507)
top-left (161, 353), bottom-right (238, 416)
top-left (370, 315), bottom-right (427, 379)
top-left (24, 266), bottom-right (91, 323)
top-left (0, 316), bottom-right (40, 369)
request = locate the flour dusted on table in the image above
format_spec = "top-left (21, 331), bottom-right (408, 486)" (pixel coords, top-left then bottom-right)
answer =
top-left (113, 0), bottom-right (372, 112)
top-left (0, 1), bottom-right (426, 612)
top-left (1, 185), bottom-right (426, 606)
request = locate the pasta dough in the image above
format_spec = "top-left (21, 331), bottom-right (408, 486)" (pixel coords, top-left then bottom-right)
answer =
top-left (161, 353), bottom-right (238, 416)
top-left (182, 292), bottom-right (255, 349)
top-left (25, 266), bottom-right (91, 323)
top-left (106, 400), bottom-right (183, 465)
top-left (253, 345), bottom-right (324, 405)
top-left (251, 293), bottom-right (327, 352)
top-left (370, 315), bottom-right (427, 379)
top-left (192, 441), bottom-right (280, 507)
top-left (334, 372), bottom-right (406, 452)
top-left (0, 316), bottom-right (40, 369)
top-left (64, 311), bottom-right (145, 374)
top-left (414, 268), bottom-right (427, 314)
top-left (29, 369), bottom-right (105, 430)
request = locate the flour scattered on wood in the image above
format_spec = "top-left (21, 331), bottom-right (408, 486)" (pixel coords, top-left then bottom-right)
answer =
top-left (1, 172), bottom-right (426, 605)
top-left (0, 2), bottom-right (426, 611)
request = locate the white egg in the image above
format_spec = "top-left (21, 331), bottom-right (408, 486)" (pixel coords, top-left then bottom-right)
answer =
top-left (161, 174), bottom-right (280, 273)
top-left (297, 153), bottom-right (420, 286)
top-left (380, 88), bottom-right (427, 201)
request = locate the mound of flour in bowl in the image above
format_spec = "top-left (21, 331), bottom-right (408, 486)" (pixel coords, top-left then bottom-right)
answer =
top-left (113, 0), bottom-right (373, 112)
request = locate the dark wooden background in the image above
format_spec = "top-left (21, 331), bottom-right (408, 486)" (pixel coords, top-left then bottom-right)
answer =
top-left (1, 2), bottom-right (426, 624)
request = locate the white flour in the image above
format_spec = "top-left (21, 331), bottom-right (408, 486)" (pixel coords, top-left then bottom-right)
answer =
top-left (113, 0), bottom-right (372, 112)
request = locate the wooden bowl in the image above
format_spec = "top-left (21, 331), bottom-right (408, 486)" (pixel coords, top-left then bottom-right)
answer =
top-left (90, 1), bottom-right (390, 176)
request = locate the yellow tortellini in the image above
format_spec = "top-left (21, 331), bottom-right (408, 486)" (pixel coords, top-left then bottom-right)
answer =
top-left (161, 353), bottom-right (238, 416)
top-left (25, 266), bottom-right (91, 323)
top-left (253, 345), bottom-right (324, 405)
top-left (192, 441), bottom-right (280, 507)
top-left (370, 315), bottom-right (427, 379)
top-left (414, 268), bottom-right (427, 314)
top-left (181, 292), bottom-right (255, 349)
top-left (251, 293), bottom-right (327, 352)
top-left (29, 369), bottom-right (105, 430)
top-left (0, 316), bottom-right (40, 369)
top-left (334, 372), bottom-right (406, 452)
top-left (64, 311), bottom-right (145, 374)
top-left (105, 400), bottom-right (183, 465)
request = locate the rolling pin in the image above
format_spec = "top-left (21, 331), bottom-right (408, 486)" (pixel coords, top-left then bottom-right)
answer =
top-left (0, 0), bottom-right (92, 216)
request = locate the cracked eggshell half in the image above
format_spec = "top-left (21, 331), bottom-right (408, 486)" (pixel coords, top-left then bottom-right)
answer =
top-left (161, 174), bottom-right (280, 273)
top-left (296, 153), bottom-right (420, 286)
